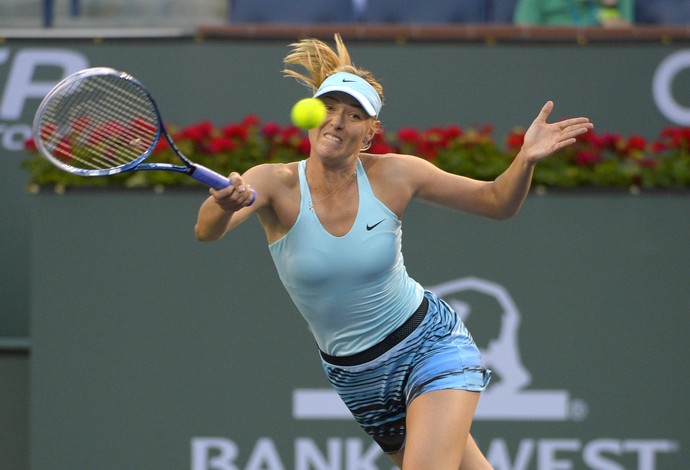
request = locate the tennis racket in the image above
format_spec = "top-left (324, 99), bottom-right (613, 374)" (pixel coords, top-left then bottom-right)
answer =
top-left (33, 67), bottom-right (255, 203)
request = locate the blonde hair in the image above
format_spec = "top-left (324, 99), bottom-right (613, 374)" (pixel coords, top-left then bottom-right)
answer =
top-left (283, 34), bottom-right (384, 106)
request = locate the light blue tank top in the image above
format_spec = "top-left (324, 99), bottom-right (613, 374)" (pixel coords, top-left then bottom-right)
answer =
top-left (268, 159), bottom-right (424, 356)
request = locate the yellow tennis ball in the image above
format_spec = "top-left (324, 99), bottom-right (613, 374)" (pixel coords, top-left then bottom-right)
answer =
top-left (291, 98), bottom-right (327, 130)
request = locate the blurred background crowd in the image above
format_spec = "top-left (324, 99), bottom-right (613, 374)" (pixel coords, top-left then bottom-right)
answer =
top-left (1, 0), bottom-right (689, 30)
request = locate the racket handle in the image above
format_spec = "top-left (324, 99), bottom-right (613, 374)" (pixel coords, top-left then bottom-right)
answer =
top-left (191, 164), bottom-right (256, 206)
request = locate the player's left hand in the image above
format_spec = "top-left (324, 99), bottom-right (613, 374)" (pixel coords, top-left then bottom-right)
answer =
top-left (520, 101), bottom-right (593, 164)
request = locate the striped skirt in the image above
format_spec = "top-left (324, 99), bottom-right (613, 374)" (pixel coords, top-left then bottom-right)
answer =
top-left (319, 290), bottom-right (491, 453)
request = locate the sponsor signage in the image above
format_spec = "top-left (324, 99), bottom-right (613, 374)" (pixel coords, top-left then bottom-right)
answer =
top-left (0, 48), bottom-right (88, 152)
top-left (192, 278), bottom-right (680, 470)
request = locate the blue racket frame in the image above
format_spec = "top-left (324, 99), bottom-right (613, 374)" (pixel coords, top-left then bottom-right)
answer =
top-left (33, 67), bottom-right (253, 198)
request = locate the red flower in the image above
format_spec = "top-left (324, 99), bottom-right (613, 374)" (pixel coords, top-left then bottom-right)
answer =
top-left (223, 123), bottom-right (248, 141)
top-left (368, 132), bottom-right (394, 154)
top-left (506, 130), bottom-right (525, 151)
top-left (416, 126), bottom-right (454, 156)
top-left (599, 133), bottom-right (621, 149)
top-left (620, 134), bottom-right (647, 157)
top-left (627, 135), bottom-right (646, 151)
top-left (24, 137), bottom-right (37, 151)
top-left (397, 127), bottom-right (420, 143)
top-left (101, 121), bottom-right (131, 147)
top-left (650, 141), bottom-right (666, 154)
top-left (580, 131), bottom-right (620, 150)
top-left (261, 122), bottom-right (281, 138)
top-left (242, 114), bottom-right (260, 128)
top-left (38, 123), bottom-right (58, 142)
top-left (297, 136), bottom-right (311, 155)
top-left (176, 121), bottom-right (213, 142)
top-left (424, 127), bottom-right (445, 142)
top-left (574, 150), bottom-right (602, 166)
top-left (72, 116), bottom-right (91, 134)
top-left (660, 127), bottom-right (690, 148)
top-left (154, 139), bottom-right (169, 152)
top-left (86, 120), bottom-right (128, 148)
top-left (443, 125), bottom-right (464, 141)
top-left (208, 136), bottom-right (236, 153)
top-left (416, 140), bottom-right (439, 159)
top-left (280, 126), bottom-right (301, 143)
top-left (131, 117), bottom-right (157, 137)
top-left (369, 141), bottom-right (393, 154)
top-left (54, 138), bottom-right (73, 161)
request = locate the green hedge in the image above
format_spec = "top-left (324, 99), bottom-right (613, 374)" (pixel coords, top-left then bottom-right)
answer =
top-left (24, 115), bottom-right (690, 192)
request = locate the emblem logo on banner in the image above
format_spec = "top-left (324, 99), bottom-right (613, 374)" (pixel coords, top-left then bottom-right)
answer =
top-left (293, 276), bottom-right (583, 422)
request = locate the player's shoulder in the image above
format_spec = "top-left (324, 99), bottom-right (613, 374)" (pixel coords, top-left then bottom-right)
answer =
top-left (246, 162), bottom-right (299, 190)
top-left (247, 161), bottom-right (298, 178)
top-left (360, 152), bottom-right (433, 178)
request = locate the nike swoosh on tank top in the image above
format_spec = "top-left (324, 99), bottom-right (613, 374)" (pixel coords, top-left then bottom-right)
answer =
top-left (269, 159), bottom-right (424, 356)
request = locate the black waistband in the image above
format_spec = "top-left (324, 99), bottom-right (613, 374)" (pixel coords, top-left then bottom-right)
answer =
top-left (320, 295), bottom-right (429, 366)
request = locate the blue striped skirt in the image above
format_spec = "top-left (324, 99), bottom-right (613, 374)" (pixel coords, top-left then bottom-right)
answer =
top-left (319, 290), bottom-right (491, 453)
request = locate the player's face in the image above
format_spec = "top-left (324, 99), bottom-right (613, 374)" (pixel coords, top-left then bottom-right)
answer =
top-left (310, 93), bottom-right (375, 159)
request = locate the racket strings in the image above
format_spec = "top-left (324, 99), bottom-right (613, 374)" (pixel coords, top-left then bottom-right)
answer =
top-left (38, 75), bottom-right (159, 171)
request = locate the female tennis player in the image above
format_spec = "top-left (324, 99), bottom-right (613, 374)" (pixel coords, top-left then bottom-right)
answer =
top-left (195, 34), bottom-right (592, 469)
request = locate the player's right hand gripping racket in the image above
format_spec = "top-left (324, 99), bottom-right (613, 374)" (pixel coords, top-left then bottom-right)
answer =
top-left (33, 67), bottom-right (255, 204)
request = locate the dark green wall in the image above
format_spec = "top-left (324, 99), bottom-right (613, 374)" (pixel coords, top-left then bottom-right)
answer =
top-left (26, 192), bottom-right (690, 469)
top-left (4, 37), bottom-right (690, 336)
top-left (2, 37), bottom-right (690, 469)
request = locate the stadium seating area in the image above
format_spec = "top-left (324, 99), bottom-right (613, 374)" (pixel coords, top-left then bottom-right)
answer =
top-left (1, 0), bottom-right (688, 29)
top-left (227, 0), bottom-right (517, 24)
top-left (635, 1), bottom-right (690, 25)
top-left (228, 0), bottom-right (688, 25)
